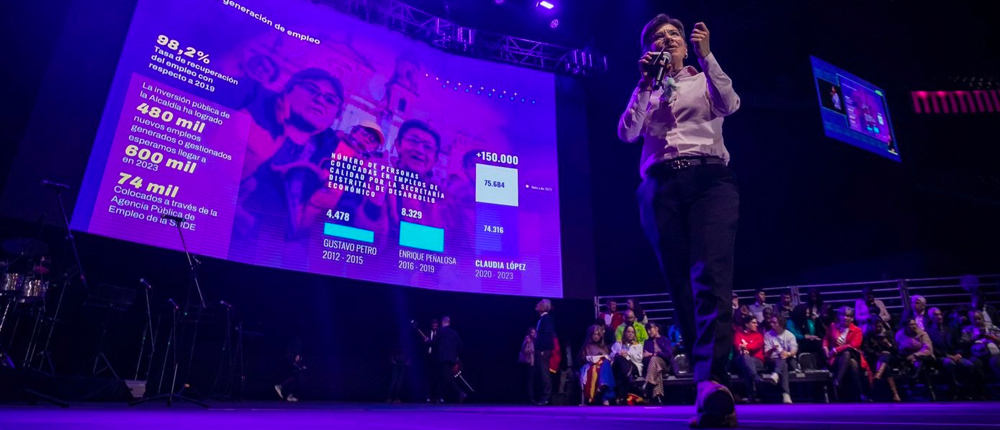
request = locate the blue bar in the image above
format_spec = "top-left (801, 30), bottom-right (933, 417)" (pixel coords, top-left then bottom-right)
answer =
top-left (323, 223), bottom-right (375, 243)
top-left (399, 221), bottom-right (444, 252)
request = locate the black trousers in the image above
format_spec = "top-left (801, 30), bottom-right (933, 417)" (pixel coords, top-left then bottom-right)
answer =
top-left (637, 163), bottom-right (739, 385)
top-left (438, 361), bottom-right (464, 401)
top-left (531, 350), bottom-right (552, 403)
top-left (426, 356), bottom-right (440, 401)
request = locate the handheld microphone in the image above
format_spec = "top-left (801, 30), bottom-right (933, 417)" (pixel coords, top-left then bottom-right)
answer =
top-left (162, 214), bottom-right (184, 223)
top-left (41, 180), bottom-right (70, 191)
top-left (139, 278), bottom-right (153, 290)
top-left (220, 300), bottom-right (232, 308)
top-left (652, 51), bottom-right (673, 90)
top-left (167, 298), bottom-right (179, 310)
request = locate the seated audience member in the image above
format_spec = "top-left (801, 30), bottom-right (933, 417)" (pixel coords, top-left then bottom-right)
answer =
top-left (902, 295), bottom-right (929, 332)
top-left (961, 310), bottom-right (1000, 379)
top-left (734, 315), bottom-right (776, 403)
top-left (749, 288), bottom-right (773, 323)
top-left (610, 325), bottom-right (644, 403)
top-left (855, 286), bottom-right (891, 329)
top-left (778, 290), bottom-right (795, 320)
top-left (627, 298), bottom-right (649, 325)
top-left (580, 325), bottom-right (615, 405)
top-left (596, 317), bottom-right (616, 347)
top-left (927, 307), bottom-right (985, 399)
top-left (735, 305), bottom-right (752, 330)
top-left (861, 318), bottom-right (901, 402)
top-left (667, 323), bottom-right (685, 355)
top-left (615, 310), bottom-right (649, 344)
top-left (793, 288), bottom-right (828, 354)
top-left (971, 290), bottom-right (999, 330)
top-left (761, 307), bottom-right (775, 332)
top-left (896, 317), bottom-right (935, 378)
top-left (599, 300), bottom-right (625, 333)
top-left (824, 307), bottom-right (869, 401)
top-left (764, 315), bottom-right (797, 404)
top-left (643, 322), bottom-right (674, 404)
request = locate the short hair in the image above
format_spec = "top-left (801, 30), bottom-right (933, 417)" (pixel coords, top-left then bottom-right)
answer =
top-left (780, 290), bottom-right (792, 298)
top-left (441, 316), bottom-right (451, 325)
top-left (397, 119), bottom-right (441, 153)
top-left (646, 321), bottom-right (661, 332)
top-left (283, 67), bottom-right (345, 104)
top-left (774, 314), bottom-right (788, 328)
top-left (537, 299), bottom-right (553, 313)
top-left (838, 306), bottom-right (854, 318)
top-left (912, 295), bottom-right (926, 304)
top-left (739, 314), bottom-right (756, 329)
top-left (640, 14), bottom-right (686, 51)
top-left (430, 318), bottom-right (439, 325)
top-left (755, 288), bottom-right (766, 295)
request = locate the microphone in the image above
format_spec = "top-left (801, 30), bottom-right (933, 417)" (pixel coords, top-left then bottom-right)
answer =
top-left (219, 300), bottom-right (232, 308)
top-left (652, 51), bottom-right (673, 90)
top-left (139, 278), bottom-right (153, 290)
top-left (162, 214), bottom-right (184, 223)
top-left (167, 298), bottom-right (179, 310)
top-left (41, 180), bottom-right (70, 191)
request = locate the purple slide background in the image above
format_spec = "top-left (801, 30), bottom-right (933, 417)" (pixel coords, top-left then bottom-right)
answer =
top-left (72, 0), bottom-right (562, 297)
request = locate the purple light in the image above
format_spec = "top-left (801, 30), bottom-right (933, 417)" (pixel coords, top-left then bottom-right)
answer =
top-left (537, 1), bottom-right (554, 9)
top-left (549, 19), bottom-right (559, 29)
top-left (495, 0), bottom-right (504, 4)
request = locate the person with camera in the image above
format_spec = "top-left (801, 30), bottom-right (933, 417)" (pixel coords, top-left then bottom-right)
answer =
top-left (618, 13), bottom-right (740, 428)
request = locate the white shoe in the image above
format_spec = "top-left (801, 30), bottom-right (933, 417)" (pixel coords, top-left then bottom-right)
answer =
top-left (286, 395), bottom-right (299, 402)
top-left (274, 385), bottom-right (284, 399)
top-left (782, 393), bottom-right (792, 404)
top-left (768, 373), bottom-right (780, 385)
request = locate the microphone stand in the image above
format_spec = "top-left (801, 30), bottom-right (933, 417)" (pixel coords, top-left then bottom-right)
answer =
top-left (134, 281), bottom-right (158, 382)
top-left (129, 299), bottom-right (207, 407)
top-left (30, 184), bottom-right (89, 376)
top-left (129, 216), bottom-right (209, 408)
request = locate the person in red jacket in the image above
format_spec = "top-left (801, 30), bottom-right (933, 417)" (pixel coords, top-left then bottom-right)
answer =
top-left (823, 306), bottom-right (870, 401)
top-left (733, 315), bottom-right (777, 402)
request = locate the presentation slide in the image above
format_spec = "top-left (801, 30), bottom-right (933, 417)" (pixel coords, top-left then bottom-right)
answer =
top-left (71, 0), bottom-right (563, 297)
top-left (811, 56), bottom-right (899, 161)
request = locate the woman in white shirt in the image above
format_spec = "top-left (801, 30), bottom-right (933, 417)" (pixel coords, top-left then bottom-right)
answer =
top-left (619, 13), bottom-right (740, 428)
top-left (611, 325), bottom-right (644, 403)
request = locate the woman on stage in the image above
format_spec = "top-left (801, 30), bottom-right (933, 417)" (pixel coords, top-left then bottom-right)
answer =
top-left (618, 13), bottom-right (740, 428)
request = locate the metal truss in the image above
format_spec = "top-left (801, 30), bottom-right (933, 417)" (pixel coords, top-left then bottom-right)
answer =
top-left (319, 0), bottom-right (607, 75)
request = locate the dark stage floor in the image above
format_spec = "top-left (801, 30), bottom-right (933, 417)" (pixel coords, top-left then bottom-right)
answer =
top-left (1, 402), bottom-right (999, 429)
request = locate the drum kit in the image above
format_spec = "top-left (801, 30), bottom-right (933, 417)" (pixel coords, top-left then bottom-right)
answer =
top-left (0, 237), bottom-right (56, 369)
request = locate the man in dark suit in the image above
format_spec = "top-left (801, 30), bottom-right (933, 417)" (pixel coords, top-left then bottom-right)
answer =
top-left (434, 316), bottom-right (466, 402)
top-left (532, 299), bottom-right (556, 406)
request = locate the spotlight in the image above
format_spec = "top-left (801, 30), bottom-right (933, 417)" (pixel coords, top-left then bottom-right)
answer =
top-left (550, 19), bottom-right (559, 29)
top-left (537, 1), bottom-right (554, 9)
top-left (495, 0), bottom-right (504, 4)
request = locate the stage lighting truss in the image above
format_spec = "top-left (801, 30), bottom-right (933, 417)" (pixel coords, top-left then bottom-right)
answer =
top-left (321, 0), bottom-right (607, 76)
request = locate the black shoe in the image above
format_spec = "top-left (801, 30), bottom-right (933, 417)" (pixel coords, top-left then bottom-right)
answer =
top-left (653, 395), bottom-right (664, 405)
top-left (534, 400), bottom-right (550, 406)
